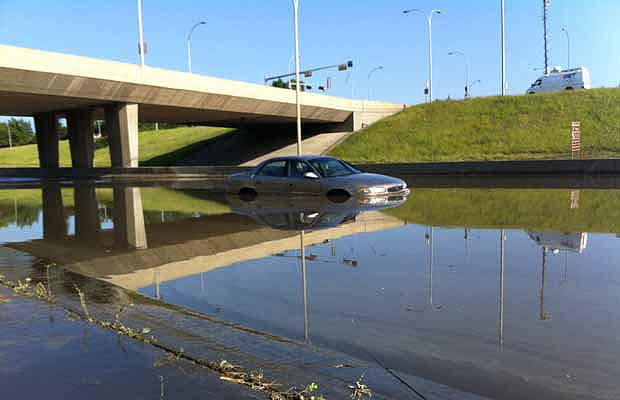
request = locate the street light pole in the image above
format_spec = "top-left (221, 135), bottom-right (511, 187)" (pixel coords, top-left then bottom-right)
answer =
top-left (561, 27), bottom-right (570, 69)
top-left (448, 51), bottom-right (469, 98)
top-left (367, 66), bottom-right (384, 100)
top-left (292, 0), bottom-right (302, 156)
top-left (288, 55), bottom-right (295, 89)
top-left (187, 21), bottom-right (206, 73)
top-left (137, 0), bottom-right (145, 67)
top-left (501, 0), bottom-right (506, 95)
top-left (403, 8), bottom-right (441, 102)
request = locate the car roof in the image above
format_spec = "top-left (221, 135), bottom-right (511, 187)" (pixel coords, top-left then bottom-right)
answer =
top-left (260, 155), bottom-right (336, 163)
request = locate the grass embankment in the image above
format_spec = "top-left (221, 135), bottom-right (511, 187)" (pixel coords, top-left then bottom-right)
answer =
top-left (385, 188), bottom-right (620, 233)
top-left (0, 126), bottom-right (233, 167)
top-left (331, 88), bottom-right (620, 162)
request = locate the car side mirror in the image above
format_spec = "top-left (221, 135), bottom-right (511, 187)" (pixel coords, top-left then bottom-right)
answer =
top-left (304, 172), bottom-right (320, 179)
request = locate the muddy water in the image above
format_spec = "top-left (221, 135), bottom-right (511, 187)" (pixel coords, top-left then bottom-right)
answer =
top-left (1, 183), bottom-right (619, 400)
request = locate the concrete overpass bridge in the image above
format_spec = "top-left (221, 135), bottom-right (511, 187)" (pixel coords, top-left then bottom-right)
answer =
top-left (0, 45), bottom-right (404, 169)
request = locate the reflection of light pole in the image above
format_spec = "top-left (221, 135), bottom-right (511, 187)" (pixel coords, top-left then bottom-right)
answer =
top-left (300, 231), bottom-right (309, 343)
top-left (448, 51), bottom-right (469, 98)
top-left (154, 268), bottom-right (161, 299)
top-left (367, 66), bottom-right (384, 100)
top-left (291, 0), bottom-right (302, 156)
top-left (540, 247), bottom-right (550, 321)
top-left (403, 8), bottom-right (442, 101)
top-left (560, 250), bottom-right (568, 285)
top-left (187, 20), bottom-right (206, 73)
top-left (137, 0), bottom-right (145, 67)
top-left (499, 229), bottom-right (505, 347)
top-left (464, 228), bottom-right (470, 265)
top-left (426, 226), bottom-right (435, 307)
top-left (561, 27), bottom-right (571, 69)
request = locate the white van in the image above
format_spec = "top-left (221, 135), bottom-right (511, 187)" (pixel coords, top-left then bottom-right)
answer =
top-left (526, 66), bottom-right (591, 94)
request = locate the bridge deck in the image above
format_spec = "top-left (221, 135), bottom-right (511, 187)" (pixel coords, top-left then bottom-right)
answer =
top-left (0, 45), bottom-right (402, 127)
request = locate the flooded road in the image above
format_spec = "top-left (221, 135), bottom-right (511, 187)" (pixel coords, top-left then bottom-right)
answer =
top-left (0, 182), bottom-right (619, 399)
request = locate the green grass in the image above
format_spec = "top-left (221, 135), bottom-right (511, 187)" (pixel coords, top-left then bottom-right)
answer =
top-left (385, 188), bottom-right (620, 233)
top-left (0, 126), bottom-right (234, 167)
top-left (331, 88), bottom-right (620, 163)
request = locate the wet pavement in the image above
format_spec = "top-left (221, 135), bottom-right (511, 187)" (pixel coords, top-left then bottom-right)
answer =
top-left (0, 284), bottom-right (263, 400)
top-left (0, 181), bottom-right (619, 399)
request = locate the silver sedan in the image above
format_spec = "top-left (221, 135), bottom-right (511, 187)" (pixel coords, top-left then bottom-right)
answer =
top-left (228, 156), bottom-right (410, 198)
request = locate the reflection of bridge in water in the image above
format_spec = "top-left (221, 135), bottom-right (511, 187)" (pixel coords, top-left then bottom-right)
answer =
top-left (9, 185), bottom-right (405, 292)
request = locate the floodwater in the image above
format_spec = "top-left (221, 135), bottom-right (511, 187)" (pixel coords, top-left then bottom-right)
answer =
top-left (0, 182), bottom-right (619, 400)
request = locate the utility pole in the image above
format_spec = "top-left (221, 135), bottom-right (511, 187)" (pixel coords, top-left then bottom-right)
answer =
top-left (543, 0), bottom-right (551, 75)
top-left (7, 121), bottom-right (12, 148)
top-left (292, 0), bottom-right (302, 156)
top-left (137, 0), bottom-right (145, 67)
top-left (501, 0), bottom-right (506, 95)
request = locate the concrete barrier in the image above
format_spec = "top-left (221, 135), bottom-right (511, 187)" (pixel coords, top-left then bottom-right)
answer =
top-left (2, 159), bottom-right (620, 186)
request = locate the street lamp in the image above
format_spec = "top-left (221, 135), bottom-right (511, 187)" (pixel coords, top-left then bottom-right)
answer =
top-left (291, 0), bottom-right (302, 156)
top-left (448, 51), bottom-right (469, 98)
top-left (403, 8), bottom-right (442, 101)
top-left (187, 20), bottom-right (206, 73)
top-left (367, 66), bottom-right (384, 100)
top-left (561, 26), bottom-right (570, 69)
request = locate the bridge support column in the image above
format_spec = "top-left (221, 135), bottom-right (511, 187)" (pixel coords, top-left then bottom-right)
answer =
top-left (73, 184), bottom-right (100, 243)
top-left (34, 112), bottom-right (59, 168)
top-left (67, 108), bottom-right (94, 168)
top-left (113, 187), bottom-right (147, 249)
top-left (41, 183), bottom-right (66, 240)
top-left (105, 103), bottom-right (139, 167)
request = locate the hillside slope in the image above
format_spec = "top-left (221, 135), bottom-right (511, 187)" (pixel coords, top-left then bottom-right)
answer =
top-left (0, 126), bottom-right (234, 167)
top-left (330, 88), bottom-right (620, 163)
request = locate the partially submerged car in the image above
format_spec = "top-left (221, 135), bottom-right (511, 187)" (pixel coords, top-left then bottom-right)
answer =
top-left (228, 156), bottom-right (410, 199)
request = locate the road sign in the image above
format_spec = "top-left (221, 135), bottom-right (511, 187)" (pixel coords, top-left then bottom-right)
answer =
top-left (571, 121), bottom-right (581, 158)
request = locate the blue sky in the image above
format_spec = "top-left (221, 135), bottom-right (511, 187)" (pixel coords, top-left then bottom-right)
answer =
top-left (0, 0), bottom-right (618, 109)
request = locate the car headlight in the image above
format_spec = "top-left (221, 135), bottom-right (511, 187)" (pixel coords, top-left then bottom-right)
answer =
top-left (359, 186), bottom-right (387, 195)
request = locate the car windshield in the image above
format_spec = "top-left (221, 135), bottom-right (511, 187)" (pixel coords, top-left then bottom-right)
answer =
top-left (309, 158), bottom-right (359, 178)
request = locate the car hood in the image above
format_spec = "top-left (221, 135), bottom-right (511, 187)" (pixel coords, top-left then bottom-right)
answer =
top-left (337, 173), bottom-right (404, 186)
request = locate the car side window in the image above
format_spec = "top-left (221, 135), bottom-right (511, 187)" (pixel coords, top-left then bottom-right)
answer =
top-left (289, 160), bottom-right (314, 178)
top-left (258, 160), bottom-right (287, 177)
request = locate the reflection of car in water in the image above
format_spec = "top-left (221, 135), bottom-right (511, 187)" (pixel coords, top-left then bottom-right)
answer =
top-left (227, 193), bottom-right (407, 231)
top-left (526, 230), bottom-right (588, 253)
top-left (228, 156), bottom-right (409, 199)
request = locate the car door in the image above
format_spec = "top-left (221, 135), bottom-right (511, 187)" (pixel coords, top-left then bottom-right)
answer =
top-left (288, 159), bottom-right (323, 195)
top-left (254, 160), bottom-right (289, 193)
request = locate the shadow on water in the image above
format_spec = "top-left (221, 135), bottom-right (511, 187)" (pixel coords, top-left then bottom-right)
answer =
top-left (1, 181), bottom-right (620, 399)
